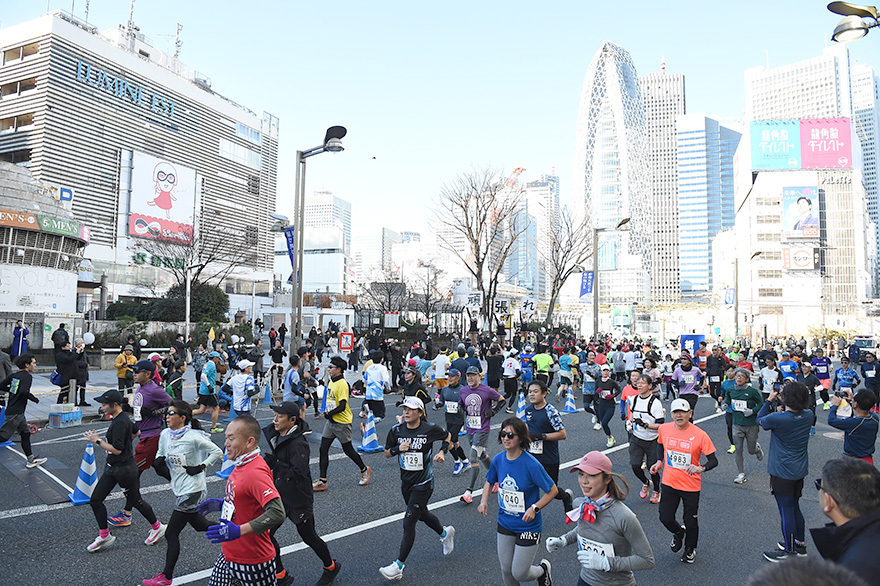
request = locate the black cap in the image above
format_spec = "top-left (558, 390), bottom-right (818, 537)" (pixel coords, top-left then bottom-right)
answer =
top-left (95, 389), bottom-right (124, 404)
top-left (329, 356), bottom-right (348, 370)
top-left (466, 366), bottom-right (481, 375)
top-left (270, 399), bottom-right (305, 415)
top-left (133, 359), bottom-right (155, 373)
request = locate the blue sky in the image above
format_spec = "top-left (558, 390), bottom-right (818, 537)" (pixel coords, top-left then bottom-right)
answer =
top-left (5, 1), bottom-right (880, 238)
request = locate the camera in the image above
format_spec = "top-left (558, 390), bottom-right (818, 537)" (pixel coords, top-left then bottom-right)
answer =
top-left (835, 391), bottom-right (849, 398)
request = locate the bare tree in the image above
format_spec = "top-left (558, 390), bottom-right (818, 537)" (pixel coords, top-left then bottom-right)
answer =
top-left (360, 268), bottom-right (410, 314)
top-left (539, 206), bottom-right (593, 327)
top-left (436, 168), bottom-right (530, 328)
top-left (407, 261), bottom-right (447, 327)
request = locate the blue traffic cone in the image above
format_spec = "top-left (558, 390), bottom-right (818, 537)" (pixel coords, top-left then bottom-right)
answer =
top-left (516, 392), bottom-right (528, 421)
top-left (68, 443), bottom-right (98, 505)
top-left (561, 387), bottom-right (579, 414)
top-left (225, 403), bottom-right (238, 422)
top-left (261, 380), bottom-right (273, 404)
top-left (215, 450), bottom-right (234, 479)
top-left (0, 407), bottom-right (13, 447)
top-left (356, 409), bottom-right (383, 453)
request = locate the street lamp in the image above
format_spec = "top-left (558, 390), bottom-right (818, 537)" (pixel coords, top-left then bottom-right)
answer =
top-left (592, 217), bottom-right (631, 338)
top-left (184, 263), bottom-right (205, 342)
top-left (828, 2), bottom-right (879, 41)
top-left (291, 126), bottom-right (347, 356)
top-left (733, 251), bottom-right (762, 340)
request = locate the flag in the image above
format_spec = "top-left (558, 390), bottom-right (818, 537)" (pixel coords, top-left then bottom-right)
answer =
top-left (208, 327), bottom-right (215, 342)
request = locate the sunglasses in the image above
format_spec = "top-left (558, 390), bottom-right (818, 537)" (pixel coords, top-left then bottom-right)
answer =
top-left (499, 431), bottom-right (518, 440)
top-left (166, 410), bottom-right (178, 416)
top-left (814, 478), bottom-right (824, 492)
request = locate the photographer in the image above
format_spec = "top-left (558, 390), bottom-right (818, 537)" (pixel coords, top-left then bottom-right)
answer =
top-left (828, 390), bottom-right (879, 465)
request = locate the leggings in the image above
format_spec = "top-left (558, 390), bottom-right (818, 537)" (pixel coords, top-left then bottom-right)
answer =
top-left (775, 493), bottom-right (805, 551)
top-left (125, 461), bottom-right (171, 511)
top-left (270, 513), bottom-right (333, 571)
top-left (318, 437), bottom-right (365, 479)
top-left (496, 531), bottom-right (543, 585)
top-left (164, 508), bottom-right (211, 578)
top-left (89, 465), bottom-right (157, 530)
top-left (658, 485), bottom-right (700, 549)
top-left (595, 399), bottom-right (615, 436)
top-left (725, 412), bottom-right (734, 445)
top-left (398, 488), bottom-right (443, 562)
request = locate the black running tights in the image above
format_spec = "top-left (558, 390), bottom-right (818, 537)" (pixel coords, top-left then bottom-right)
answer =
top-left (163, 509), bottom-right (211, 578)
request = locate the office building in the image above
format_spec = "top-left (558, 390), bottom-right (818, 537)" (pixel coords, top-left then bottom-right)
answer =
top-left (522, 173), bottom-right (559, 297)
top-left (303, 190), bottom-right (351, 255)
top-left (852, 62), bottom-right (880, 290)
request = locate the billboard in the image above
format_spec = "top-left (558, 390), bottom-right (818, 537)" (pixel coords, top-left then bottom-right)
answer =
top-left (129, 151), bottom-right (197, 244)
top-left (750, 120), bottom-right (800, 170)
top-left (800, 118), bottom-right (852, 169)
top-left (781, 185), bottom-right (820, 239)
top-left (783, 246), bottom-right (820, 271)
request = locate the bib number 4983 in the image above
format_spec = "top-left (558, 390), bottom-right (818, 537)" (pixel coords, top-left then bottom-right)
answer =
top-left (667, 450), bottom-right (691, 470)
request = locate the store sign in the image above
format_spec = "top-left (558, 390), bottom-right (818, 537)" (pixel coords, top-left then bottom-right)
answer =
top-left (0, 209), bottom-right (38, 229)
top-left (783, 246), bottom-right (819, 271)
top-left (0, 265), bottom-right (76, 313)
top-left (75, 60), bottom-right (177, 119)
top-left (133, 252), bottom-right (185, 269)
top-left (128, 151), bottom-right (196, 244)
top-left (37, 214), bottom-right (81, 238)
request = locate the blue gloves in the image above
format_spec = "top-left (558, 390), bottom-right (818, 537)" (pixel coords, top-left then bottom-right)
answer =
top-left (197, 498), bottom-right (224, 516)
top-left (206, 519), bottom-right (242, 543)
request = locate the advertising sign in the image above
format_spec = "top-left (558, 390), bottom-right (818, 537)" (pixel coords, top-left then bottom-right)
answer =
top-left (384, 311), bottom-right (400, 329)
top-left (0, 265), bottom-right (77, 314)
top-left (284, 226), bottom-right (296, 267)
top-left (611, 305), bottom-right (632, 328)
top-left (680, 334), bottom-right (705, 355)
top-left (339, 332), bottom-right (353, 353)
top-left (750, 120), bottom-right (801, 170)
top-left (129, 151), bottom-right (196, 244)
top-left (800, 118), bottom-right (852, 169)
top-left (37, 214), bottom-right (81, 238)
top-left (783, 246), bottom-right (820, 271)
top-left (724, 288), bottom-right (735, 306)
top-left (781, 186), bottom-right (820, 239)
top-left (0, 208), bottom-right (39, 230)
top-left (580, 271), bottom-right (594, 297)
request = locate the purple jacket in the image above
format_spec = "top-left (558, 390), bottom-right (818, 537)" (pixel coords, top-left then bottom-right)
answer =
top-left (132, 381), bottom-right (171, 438)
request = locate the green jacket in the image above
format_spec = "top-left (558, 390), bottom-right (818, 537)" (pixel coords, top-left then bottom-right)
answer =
top-left (723, 384), bottom-right (763, 426)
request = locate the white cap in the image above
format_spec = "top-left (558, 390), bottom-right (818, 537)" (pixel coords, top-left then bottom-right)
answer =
top-left (237, 359), bottom-right (255, 370)
top-left (401, 396), bottom-right (425, 411)
top-left (670, 398), bottom-right (692, 412)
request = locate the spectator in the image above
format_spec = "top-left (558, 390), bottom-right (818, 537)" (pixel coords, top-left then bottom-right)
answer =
top-left (11, 320), bottom-right (28, 357)
top-left (827, 390), bottom-right (879, 464)
top-left (51, 323), bottom-right (70, 350)
top-left (746, 555), bottom-right (869, 586)
top-left (54, 341), bottom-right (78, 404)
top-left (74, 338), bottom-right (90, 407)
top-left (115, 345), bottom-right (137, 394)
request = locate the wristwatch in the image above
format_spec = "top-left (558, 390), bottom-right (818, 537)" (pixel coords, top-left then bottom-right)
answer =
top-left (532, 504), bottom-right (541, 513)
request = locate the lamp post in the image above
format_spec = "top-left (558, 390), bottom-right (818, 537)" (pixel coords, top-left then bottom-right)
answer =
top-left (184, 263), bottom-right (204, 342)
top-left (592, 217), bottom-right (631, 339)
top-left (734, 251), bottom-right (762, 341)
top-left (828, 2), bottom-right (879, 41)
top-left (291, 126), bottom-right (347, 357)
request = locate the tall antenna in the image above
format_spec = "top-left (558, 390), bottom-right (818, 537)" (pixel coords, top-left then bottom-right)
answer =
top-left (127, 0), bottom-right (136, 40)
top-left (174, 21), bottom-right (183, 58)
top-left (84, 0), bottom-right (90, 23)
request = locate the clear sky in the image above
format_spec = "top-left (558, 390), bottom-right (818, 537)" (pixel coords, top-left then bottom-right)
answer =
top-left (4, 1), bottom-right (880, 240)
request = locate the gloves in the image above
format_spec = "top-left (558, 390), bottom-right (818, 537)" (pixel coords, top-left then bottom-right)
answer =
top-left (197, 498), bottom-right (224, 515)
top-left (185, 464), bottom-right (206, 476)
top-left (206, 519), bottom-right (242, 543)
top-left (545, 536), bottom-right (565, 553)
top-left (620, 413), bottom-right (626, 421)
top-left (742, 407), bottom-right (754, 417)
top-left (633, 418), bottom-right (646, 429)
top-left (154, 456), bottom-right (166, 468)
top-left (577, 549), bottom-right (611, 571)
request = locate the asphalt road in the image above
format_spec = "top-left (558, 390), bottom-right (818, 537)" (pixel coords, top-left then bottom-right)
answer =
top-left (0, 378), bottom-right (855, 586)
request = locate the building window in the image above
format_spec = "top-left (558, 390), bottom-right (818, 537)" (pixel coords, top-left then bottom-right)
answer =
top-left (2, 42), bottom-right (39, 65)
top-left (245, 225), bottom-right (258, 246)
top-left (756, 233), bottom-right (777, 242)
top-left (0, 149), bottom-right (31, 165)
top-left (758, 288), bottom-right (783, 297)
top-left (247, 174), bottom-right (260, 195)
top-left (756, 216), bottom-right (781, 224)
top-left (236, 123), bottom-right (262, 146)
top-left (758, 305), bottom-right (784, 315)
top-left (758, 270), bottom-right (783, 279)
top-left (219, 138), bottom-right (261, 170)
top-left (0, 77), bottom-right (37, 98)
top-left (0, 112), bottom-right (34, 132)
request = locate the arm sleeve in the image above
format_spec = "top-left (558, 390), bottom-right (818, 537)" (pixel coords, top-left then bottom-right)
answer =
top-left (326, 398), bottom-right (347, 417)
top-left (702, 451), bottom-right (719, 472)
top-left (248, 497), bottom-right (285, 535)
top-left (608, 509), bottom-right (655, 573)
top-left (560, 527), bottom-right (579, 548)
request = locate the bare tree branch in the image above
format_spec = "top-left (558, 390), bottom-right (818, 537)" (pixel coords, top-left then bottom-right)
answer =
top-left (359, 268), bottom-right (410, 314)
top-left (538, 205), bottom-right (593, 326)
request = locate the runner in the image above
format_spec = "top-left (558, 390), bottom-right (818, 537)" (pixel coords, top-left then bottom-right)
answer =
top-left (478, 417), bottom-right (555, 586)
top-left (84, 390), bottom-right (166, 553)
top-left (759, 356), bottom-right (783, 401)
top-left (432, 346), bottom-right (451, 396)
top-left (797, 362), bottom-right (823, 435)
top-left (164, 360), bottom-right (186, 401)
top-left (487, 345), bottom-right (504, 393)
top-left (556, 346), bottom-right (574, 403)
top-left (721, 366), bottom-right (737, 453)
top-left (832, 358), bottom-right (861, 399)
top-left (594, 365), bottom-right (621, 447)
top-left (264, 399), bottom-right (340, 586)
top-left (618, 370), bottom-right (640, 423)
top-left (777, 351), bottom-right (800, 383)
top-left (671, 354), bottom-right (703, 416)
top-left (199, 415), bottom-right (286, 586)
top-left (0, 354), bottom-right (47, 468)
top-left (282, 355), bottom-right (302, 403)
top-left (693, 341), bottom-right (711, 374)
top-left (524, 380), bottom-right (573, 512)
top-left (532, 346), bottom-right (554, 388)
top-left (313, 356), bottom-right (372, 491)
top-left (545, 451), bottom-right (654, 585)
top-left (705, 345), bottom-right (729, 413)
top-left (649, 398), bottom-right (718, 564)
top-left (580, 351), bottom-right (601, 427)
top-left (502, 348), bottom-right (522, 414)
top-left (860, 351), bottom-right (880, 407)
top-left (380, 397), bottom-right (455, 581)
top-left (459, 365), bottom-right (505, 504)
top-left (810, 348), bottom-right (833, 410)
top-left (625, 374), bottom-right (665, 504)
top-left (193, 352), bottom-right (224, 433)
top-left (142, 400), bottom-right (223, 586)
top-left (221, 359), bottom-right (258, 415)
top-left (362, 350), bottom-right (391, 421)
top-left (437, 368), bottom-right (469, 476)
top-left (721, 367), bottom-right (764, 484)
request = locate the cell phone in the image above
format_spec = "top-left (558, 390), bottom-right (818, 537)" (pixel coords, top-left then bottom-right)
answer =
top-left (835, 391), bottom-right (848, 398)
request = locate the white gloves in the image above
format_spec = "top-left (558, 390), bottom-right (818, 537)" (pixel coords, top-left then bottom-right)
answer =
top-left (545, 537), bottom-right (565, 553)
top-left (577, 549), bottom-right (611, 572)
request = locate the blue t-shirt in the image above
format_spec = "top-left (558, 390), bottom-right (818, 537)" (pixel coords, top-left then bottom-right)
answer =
top-left (486, 450), bottom-right (555, 534)
top-left (778, 360), bottom-right (799, 381)
top-left (523, 403), bottom-right (565, 465)
top-left (721, 379), bottom-right (736, 413)
top-left (199, 361), bottom-right (217, 396)
top-left (282, 368), bottom-right (300, 402)
top-left (757, 403), bottom-right (812, 480)
top-left (520, 353), bottom-right (534, 384)
top-left (465, 356), bottom-right (481, 372)
top-left (559, 354), bottom-right (572, 373)
top-left (861, 361), bottom-right (880, 389)
top-left (417, 358), bottom-right (433, 377)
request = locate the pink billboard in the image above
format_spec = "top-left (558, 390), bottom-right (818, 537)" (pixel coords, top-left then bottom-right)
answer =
top-left (800, 118), bottom-right (852, 169)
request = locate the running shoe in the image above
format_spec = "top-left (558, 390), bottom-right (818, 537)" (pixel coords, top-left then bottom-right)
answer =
top-left (313, 479), bottom-right (328, 491)
top-left (639, 483), bottom-right (650, 499)
top-left (776, 541), bottom-right (808, 556)
top-left (727, 444), bottom-right (736, 454)
top-left (681, 547), bottom-right (696, 564)
top-left (756, 443), bottom-right (764, 462)
top-left (492, 482), bottom-right (499, 493)
top-left (670, 526), bottom-right (685, 552)
top-left (210, 427), bottom-right (225, 433)
top-left (25, 455), bottom-right (47, 469)
top-left (460, 490), bottom-right (473, 504)
top-left (591, 414), bottom-right (598, 424)
top-left (87, 534), bottom-right (116, 553)
top-left (358, 411), bottom-right (367, 418)
top-left (315, 560), bottom-right (341, 586)
top-left (649, 491), bottom-right (661, 504)
top-left (593, 423), bottom-right (603, 431)
top-left (823, 401), bottom-right (831, 410)
top-left (440, 525), bottom-right (455, 555)
top-left (537, 559), bottom-right (552, 586)
top-left (505, 408), bottom-right (513, 414)
top-left (379, 561), bottom-right (404, 581)
top-left (374, 417), bottom-right (383, 423)
top-left (606, 436), bottom-right (616, 448)
top-left (107, 511), bottom-right (132, 527)
top-left (734, 473), bottom-right (747, 484)
top-left (359, 466), bottom-right (372, 486)
top-left (145, 522), bottom-right (167, 545)
top-left (276, 572), bottom-right (294, 586)
top-left (142, 572), bottom-right (172, 586)
top-left (763, 550), bottom-right (795, 563)
top-left (454, 462), bottom-right (468, 476)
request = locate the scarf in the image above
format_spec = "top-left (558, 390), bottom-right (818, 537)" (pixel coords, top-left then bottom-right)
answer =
top-left (168, 424), bottom-right (191, 441)
top-left (233, 448), bottom-right (261, 467)
top-left (566, 493), bottom-right (614, 524)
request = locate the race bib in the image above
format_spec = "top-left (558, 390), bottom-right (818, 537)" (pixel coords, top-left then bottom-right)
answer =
top-left (400, 451), bottom-right (424, 471)
top-left (710, 376), bottom-right (720, 383)
top-left (781, 365), bottom-right (791, 372)
top-left (528, 440), bottom-right (544, 455)
top-left (732, 399), bottom-right (747, 412)
top-left (324, 398), bottom-right (336, 413)
top-left (221, 499), bottom-right (235, 522)
top-left (500, 489), bottom-right (525, 514)
top-left (445, 401), bottom-right (459, 414)
top-left (683, 375), bottom-right (694, 384)
top-left (817, 366), bottom-right (827, 373)
top-left (466, 415), bottom-right (481, 429)
top-left (577, 535), bottom-right (615, 557)
top-left (167, 453), bottom-right (186, 469)
top-left (868, 371), bottom-right (876, 378)
top-left (132, 405), bottom-right (142, 422)
top-left (666, 450), bottom-right (691, 470)
top-left (699, 356), bottom-right (707, 363)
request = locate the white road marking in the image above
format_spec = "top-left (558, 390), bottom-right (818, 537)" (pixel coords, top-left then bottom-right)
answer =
top-left (32, 427), bottom-right (109, 446)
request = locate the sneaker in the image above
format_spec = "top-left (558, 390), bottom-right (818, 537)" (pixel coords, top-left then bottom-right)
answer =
top-left (276, 572), bottom-right (294, 586)
top-left (823, 401), bottom-right (831, 410)
top-left (440, 525), bottom-right (455, 555)
top-left (734, 473), bottom-right (747, 484)
top-left (639, 483), bottom-right (650, 499)
top-left (763, 549), bottom-right (795, 563)
top-left (649, 491), bottom-right (661, 504)
top-left (210, 427), bottom-right (225, 433)
top-left (777, 541), bottom-right (808, 556)
top-left (78, 401), bottom-right (92, 407)
top-left (681, 547), bottom-right (696, 564)
top-left (727, 444), bottom-right (736, 454)
top-left (756, 443), bottom-right (764, 462)
top-left (359, 466), bottom-right (372, 486)
top-left (593, 423), bottom-right (603, 431)
top-left (670, 526), bottom-right (685, 552)
top-left (606, 436), bottom-right (616, 448)
top-left (537, 559), bottom-right (552, 586)
top-left (87, 533), bottom-right (116, 553)
top-left (107, 511), bottom-right (132, 527)
top-left (460, 490), bottom-right (473, 504)
top-left (313, 479), bottom-right (328, 492)
top-left (142, 572), bottom-right (172, 586)
top-left (592, 414), bottom-right (598, 424)
top-left (505, 408), bottom-right (514, 414)
top-left (358, 411), bottom-right (367, 418)
top-left (25, 455), bottom-right (47, 468)
top-left (379, 561), bottom-right (404, 581)
top-left (715, 406), bottom-right (723, 414)
top-left (315, 560), bottom-right (341, 586)
top-left (810, 427), bottom-right (816, 436)
top-left (452, 462), bottom-right (465, 476)
top-left (145, 522), bottom-right (167, 545)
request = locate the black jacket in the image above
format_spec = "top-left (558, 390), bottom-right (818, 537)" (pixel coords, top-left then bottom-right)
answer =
top-left (811, 509), bottom-right (880, 586)
top-left (262, 420), bottom-right (313, 518)
top-left (51, 328), bottom-right (69, 350)
top-left (55, 349), bottom-right (77, 380)
top-left (75, 349), bottom-right (89, 384)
